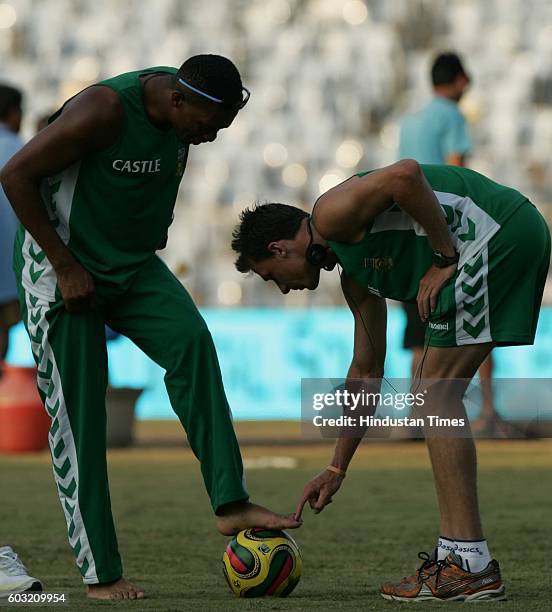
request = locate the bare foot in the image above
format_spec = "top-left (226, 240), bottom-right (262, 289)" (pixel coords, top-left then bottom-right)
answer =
top-left (87, 578), bottom-right (145, 600)
top-left (216, 501), bottom-right (302, 536)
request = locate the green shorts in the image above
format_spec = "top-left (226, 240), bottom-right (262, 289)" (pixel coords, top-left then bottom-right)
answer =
top-left (427, 200), bottom-right (550, 347)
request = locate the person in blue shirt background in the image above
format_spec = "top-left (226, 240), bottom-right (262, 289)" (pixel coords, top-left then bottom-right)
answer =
top-left (399, 52), bottom-right (471, 166)
top-left (398, 52), bottom-right (499, 436)
top-left (0, 84), bottom-right (24, 377)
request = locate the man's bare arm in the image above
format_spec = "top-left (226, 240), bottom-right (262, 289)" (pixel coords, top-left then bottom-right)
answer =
top-left (0, 86), bottom-right (123, 311)
top-left (342, 272), bottom-right (386, 378)
top-left (314, 159), bottom-right (455, 258)
top-left (1, 86), bottom-right (122, 269)
top-left (295, 276), bottom-right (386, 519)
top-left (330, 273), bottom-right (386, 471)
top-left (314, 160), bottom-right (458, 321)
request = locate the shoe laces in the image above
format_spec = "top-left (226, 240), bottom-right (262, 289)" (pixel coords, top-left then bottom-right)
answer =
top-left (0, 549), bottom-right (28, 576)
top-left (416, 551), bottom-right (450, 585)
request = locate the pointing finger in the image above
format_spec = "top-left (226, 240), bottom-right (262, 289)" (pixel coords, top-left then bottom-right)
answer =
top-left (294, 492), bottom-right (311, 521)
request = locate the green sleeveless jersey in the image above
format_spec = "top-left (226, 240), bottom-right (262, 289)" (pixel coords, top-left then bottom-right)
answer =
top-left (40, 66), bottom-right (189, 285)
top-left (328, 165), bottom-right (528, 302)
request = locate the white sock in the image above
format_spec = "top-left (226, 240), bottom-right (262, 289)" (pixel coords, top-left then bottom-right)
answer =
top-left (452, 539), bottom-right (492, 573)
top-left (436, 536), bottom-right (492, 572)
top-left (436, 535), bottom-right (455, 561)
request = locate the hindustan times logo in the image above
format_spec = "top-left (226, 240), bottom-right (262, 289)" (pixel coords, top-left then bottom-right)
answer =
top-left (312, 389), bottom-right (426, 412)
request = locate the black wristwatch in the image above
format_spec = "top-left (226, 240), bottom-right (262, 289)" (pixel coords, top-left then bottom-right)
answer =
top-left (432, 249), bottom-right (459, 268)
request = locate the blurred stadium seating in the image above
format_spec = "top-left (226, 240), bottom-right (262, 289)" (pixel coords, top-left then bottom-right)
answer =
top-left (1, 0), bottom-right (551, 307)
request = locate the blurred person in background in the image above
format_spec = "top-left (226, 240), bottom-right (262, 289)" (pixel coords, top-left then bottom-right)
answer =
top-left (0, 86), bottom-right (44, 598)
top-left (399, 52), bottom-right (471, 168)
top-left (233, 160), bottom-right (550, 602)
top-left (399, 52), bottom-right (497, 435)
top-left (0, 54), bottom-right (300, 601)
top-left (0, 84), bottom-right (23, 378)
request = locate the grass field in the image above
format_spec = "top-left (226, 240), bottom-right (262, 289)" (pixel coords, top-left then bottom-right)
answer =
top-left (1, 432), bottom-right (551, 611)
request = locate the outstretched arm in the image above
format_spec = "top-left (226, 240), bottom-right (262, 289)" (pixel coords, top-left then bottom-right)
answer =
top-left (0, 86), bottom-right (123, 312)
top-left (330, 273), bottom-right (386, 470)
top-left (295, 275), bottom-right (386, 519)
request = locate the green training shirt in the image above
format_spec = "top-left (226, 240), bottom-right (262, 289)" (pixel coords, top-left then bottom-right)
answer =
top-left (328, 165), bottom-right (528, 302)
top-left (39, 66), bottom-right (189, 285)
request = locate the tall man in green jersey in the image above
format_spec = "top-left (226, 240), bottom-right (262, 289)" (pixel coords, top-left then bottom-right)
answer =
top-left (232, 160), bottom-right (550, 602)
top-left (1, 55), bottom-right (300, 601)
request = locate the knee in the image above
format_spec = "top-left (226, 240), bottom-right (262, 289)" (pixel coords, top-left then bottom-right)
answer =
top-left (169, 315), bottom-right (214, 360)
top-left (412, 379), bottom-right (469, 420)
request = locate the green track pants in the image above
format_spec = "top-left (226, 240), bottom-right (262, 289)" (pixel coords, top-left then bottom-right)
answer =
top-left (14, 246), bottom-right (248, 584)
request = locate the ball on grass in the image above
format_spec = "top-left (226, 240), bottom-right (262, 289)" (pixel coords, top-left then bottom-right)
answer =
top-left (222, 528), bottom-right (302, 597)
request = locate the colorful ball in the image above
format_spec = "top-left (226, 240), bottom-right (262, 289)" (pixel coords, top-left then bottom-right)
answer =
top-left (222, 528), bottom-right (302, 597)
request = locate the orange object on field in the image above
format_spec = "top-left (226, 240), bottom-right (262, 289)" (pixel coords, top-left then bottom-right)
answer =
top-left (0, 364), bottom-right (51, 453)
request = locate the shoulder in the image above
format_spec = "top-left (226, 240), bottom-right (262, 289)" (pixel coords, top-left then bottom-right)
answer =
top-left (63, 86), bottom-right (124, 125)
top-left (313, 164), bottom-right (414, 242)
top-left (435, 98), bottom-right (465, 121)
top-left (52, 86), bottom-right (124, 149)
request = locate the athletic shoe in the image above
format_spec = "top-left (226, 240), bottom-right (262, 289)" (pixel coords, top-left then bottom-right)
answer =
top-left (380, 550), bottom-right (506, 602)
top-left (0, 547), bottom-right (42, 597)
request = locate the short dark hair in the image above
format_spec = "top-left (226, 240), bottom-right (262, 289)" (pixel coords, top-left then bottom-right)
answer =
top-left (176, 54), bottom-right (244, 110)
top-left (232, 203), bottom-right (308, 273)
top-left (431, 52), bottom-right (468, 86)
top-left (0, 84), bottom-right (22, 121)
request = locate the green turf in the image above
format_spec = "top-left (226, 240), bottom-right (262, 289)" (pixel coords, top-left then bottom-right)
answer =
top-left (1, 441), bottom-right (550, 611)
